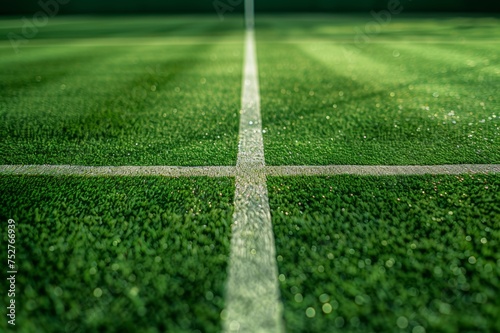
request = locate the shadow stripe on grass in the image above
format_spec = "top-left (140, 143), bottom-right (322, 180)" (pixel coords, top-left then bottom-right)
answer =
top-left (1, 41), bottom-right (242, 166)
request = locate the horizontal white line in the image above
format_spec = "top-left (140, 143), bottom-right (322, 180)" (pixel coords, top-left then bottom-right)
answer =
top-left (266, 164), bottom-right (500, 176)
top-left (0, 165), bottom-right (235, 177)
top-left (1, 164), bottom-right (499, 177)
top-left (257, 40), bottom-right (500, 44)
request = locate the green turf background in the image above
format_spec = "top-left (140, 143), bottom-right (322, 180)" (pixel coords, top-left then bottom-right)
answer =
top-left (268, 174), bottom-right (500, 332)
top-left (0, 176), bottom-right (234, 333)
top-left (0, 17), bottom-right (243, 166)
top-left (1, 12), bottom-right (499, 333)
top-left (258, 15), bottom-right (500, 165)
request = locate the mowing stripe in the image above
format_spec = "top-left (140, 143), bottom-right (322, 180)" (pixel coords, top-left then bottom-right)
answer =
top-left (222, 14), bottom-right (285, 333)
top-left (2, 165), bottom-right (500, 177)
top-left (0, 39), bottom-right (498, 49)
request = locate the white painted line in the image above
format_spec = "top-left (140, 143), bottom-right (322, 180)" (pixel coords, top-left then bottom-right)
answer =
top-left (222, 7), bottom-right (285, 332)
top-left (265, 164), bottom-right (500, 176)
top-left (235, 30), bottom-right (265, 170)
top-left (257, 40), bottom-right (500, 44)
top-left (0, 165), bottom-right (235, 177)
top-left (245, 0), bottom-right (255, 30)
top-left (225, 170), bottom-right (284, 333)
top-left (2, 164), bottom-right (500, 177)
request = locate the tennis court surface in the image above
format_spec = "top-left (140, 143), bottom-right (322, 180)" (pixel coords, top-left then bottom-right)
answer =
top-left (1, 12), bottom-right (499, 333)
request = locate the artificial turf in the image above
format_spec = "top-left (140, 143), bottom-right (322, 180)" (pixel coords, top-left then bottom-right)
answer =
top-left (0, 176), bottom-right (235, 333)
top-left (0, 16), bottom-right (244, 41)
top-left (257, 15), bottom-right (500, 165)
top-left (1, 12), bottom-right (499, 333)
top-left (268, 174), bottom-right (500, 332)
top-left (0, 17), bottom-right (243, 166)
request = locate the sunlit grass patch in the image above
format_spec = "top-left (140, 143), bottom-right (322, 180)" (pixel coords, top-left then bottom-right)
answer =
top-left (258, 16), bottom-right (500, 165)
top-left (0, 17), bottom-right (243, 166)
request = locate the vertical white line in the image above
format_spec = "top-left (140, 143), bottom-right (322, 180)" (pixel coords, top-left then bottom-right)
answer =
top-left (245, 0), bottom-right (255, 29)
top-left (223, 1), bottom-right (285, 332)
top-left (236, 29), bottom-right (265, 169)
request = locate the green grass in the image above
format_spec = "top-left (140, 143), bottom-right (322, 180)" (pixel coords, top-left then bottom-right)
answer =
top-left (256, 14), bottom-right (500, 42)
top-left (268, 174), bottom-right (500, 333)
top-left (0, 16), bottom-right (244, 41)
top-left (1, 13), bottom-right (499, 333)
top-left (0, 176), bottom-right (235, 333)
top-left (257, 15), bottom-right (500, 165)
top-left (0, 17), bottom-right (243, 166)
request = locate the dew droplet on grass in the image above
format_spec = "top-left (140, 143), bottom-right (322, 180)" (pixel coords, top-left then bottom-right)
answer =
top-left (129, 287), bottom-right (139, 297)
top-left (413, 325), bottom-right (426, 333)
top-left (397, 316), bottom-right (409, 328)
top-left (305, 307), bottom-right (316, 318)
top-left (54, 287), bottom-right (63, 297)
top-left (93, 288), bottom-right (103, 298)
top-left (319, 293), bottom-right (330, 303)
top-left (335, 316), bottom-right (345, 327)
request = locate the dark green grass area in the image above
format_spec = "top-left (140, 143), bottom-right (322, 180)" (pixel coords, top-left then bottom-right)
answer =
top-left (268, 175), bottom-right (500, 333)
top-left (0, 17), bottom-right (243, 166)
top-left (0, 16), bottom-right (244, 41)
top-left (256, 14), bottom-right (500, 42)
top-left (257, 15), bottom-right (500, 165)
top-left (0, 176), bottom-right (234, 333)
